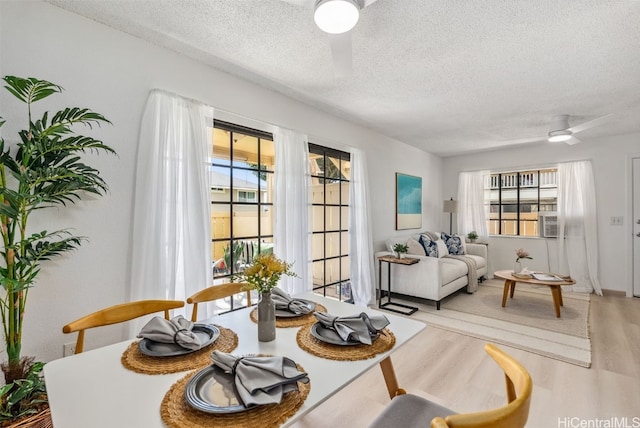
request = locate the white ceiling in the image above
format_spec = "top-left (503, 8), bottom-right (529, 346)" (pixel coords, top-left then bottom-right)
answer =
top-left (47, 0), bottom-right (640, 157)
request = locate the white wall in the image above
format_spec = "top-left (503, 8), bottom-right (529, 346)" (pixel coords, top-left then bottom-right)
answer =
top-left (0, 1), bottom-right (442, 362)
top-left (442, 133), bottom-right (640, 293)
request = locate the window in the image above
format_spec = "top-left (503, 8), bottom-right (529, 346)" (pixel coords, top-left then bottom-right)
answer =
top-left (238, 190), bottom-right (257, 202)
top-left (309, 143), bottom-right (351, 301)
top-left (210, 121), bottom-right (275, 310)
top-left (209, 125), bottom-right (352, 305)
top-left (487, 168), bottom-right (557, 237)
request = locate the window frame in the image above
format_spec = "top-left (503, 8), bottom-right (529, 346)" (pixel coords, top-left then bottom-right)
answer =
top-left (308, 143), bottom-right (351, 302)
top-left (487, 168), bottom-right (557, 237)
top-left (210, 120), bottom-right (274, 291)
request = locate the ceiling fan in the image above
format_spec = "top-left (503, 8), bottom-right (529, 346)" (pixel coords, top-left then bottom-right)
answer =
top-left (505, 114), bottom-right (613, 146)
top-left (281, 0), bottom-right (380, 76)
top-left (546, 114), bottom-right (613, 145)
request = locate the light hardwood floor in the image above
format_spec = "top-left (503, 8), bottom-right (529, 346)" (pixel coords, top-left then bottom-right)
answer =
top-left (293, 290), bottom-right (640, 428)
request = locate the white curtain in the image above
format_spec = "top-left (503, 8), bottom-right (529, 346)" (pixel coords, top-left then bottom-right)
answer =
top-left (349, 148), bottom-right (375, 307)
top-left (273, 127), bottom-right (311, 295)
top-left (457, 170), bottom-right (489, 239)
top-left (557, 160), bottom-right (602, 295)
top-left (129, 90), bottom-right (213, 335)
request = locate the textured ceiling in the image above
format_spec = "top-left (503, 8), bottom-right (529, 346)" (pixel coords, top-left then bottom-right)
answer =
top-left (47, 0), bottom-right (640, 157)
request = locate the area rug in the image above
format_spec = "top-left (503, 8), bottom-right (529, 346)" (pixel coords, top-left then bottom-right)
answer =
top-left (394, 279), bottom-right (592, 367)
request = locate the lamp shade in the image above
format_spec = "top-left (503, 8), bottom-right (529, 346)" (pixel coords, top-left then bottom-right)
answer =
top-left (314, 0), bottom-right (360, 34)
top-left (443, 199), bottom-right (458, 213)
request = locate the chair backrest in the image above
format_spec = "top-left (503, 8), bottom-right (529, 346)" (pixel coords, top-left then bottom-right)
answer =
top-left (431, 343), bottom-right (532, 428)
top-left (62, 299), bottom-right (184, 354)
top-left (186, 282), bottom-right (252, 322)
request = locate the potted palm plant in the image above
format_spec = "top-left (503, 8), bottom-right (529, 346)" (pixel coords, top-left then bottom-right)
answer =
top-left (0, 76), bottom-right (115, 423)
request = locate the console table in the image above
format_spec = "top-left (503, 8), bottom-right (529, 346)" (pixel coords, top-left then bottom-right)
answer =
top-left (377, 255), bottom-right (419, 315)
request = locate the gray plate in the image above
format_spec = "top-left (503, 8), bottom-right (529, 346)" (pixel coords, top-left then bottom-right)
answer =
top-left (275, 299), bottom-right (316, 318)
top-left (309, 322), bottom-right (379, 346)
top-left (184, 365), bottom-right (247, 414)
top-left (138, 324), bottom-right (220, 357)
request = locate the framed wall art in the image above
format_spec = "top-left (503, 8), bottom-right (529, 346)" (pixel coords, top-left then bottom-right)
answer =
top-left (396, 173), bottom-right (422, 230)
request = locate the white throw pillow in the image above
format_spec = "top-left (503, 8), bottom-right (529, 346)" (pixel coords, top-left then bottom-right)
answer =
top-left (436, 239), bottom-right (449, 258)
top-left (406, 237), bottom-right (426, 256)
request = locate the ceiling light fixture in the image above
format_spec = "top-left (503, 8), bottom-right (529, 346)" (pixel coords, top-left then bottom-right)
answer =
top-left (548, 130), bottom-right (572, 142)
top-left (314, 0), bottom-right (360, 34)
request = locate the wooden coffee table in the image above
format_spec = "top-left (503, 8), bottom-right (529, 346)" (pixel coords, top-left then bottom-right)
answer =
top-left (493, 270), bottom-right (576, 318)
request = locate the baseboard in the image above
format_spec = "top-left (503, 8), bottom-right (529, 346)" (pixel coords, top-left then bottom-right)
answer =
top-left (601, 288), bottom-right (626, 297)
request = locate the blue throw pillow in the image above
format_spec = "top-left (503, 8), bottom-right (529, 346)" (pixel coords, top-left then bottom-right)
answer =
top-left (441, 232), bottom-right (465, 255)
top-left (419, 234), bottom-right (439, 257)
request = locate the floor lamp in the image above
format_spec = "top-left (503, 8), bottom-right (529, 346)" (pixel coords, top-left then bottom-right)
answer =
top-left (443, 198), bottom-right (458, 235)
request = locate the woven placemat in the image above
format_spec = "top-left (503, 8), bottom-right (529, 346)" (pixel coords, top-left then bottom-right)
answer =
top-left (160, 365), bottom-right (310, 428)
top-left (121, 325), bottom-right (238, 374)
top-left (296, 323), bottom-right (396, 361)
top-left (249, 303), bottom-right (327, 328)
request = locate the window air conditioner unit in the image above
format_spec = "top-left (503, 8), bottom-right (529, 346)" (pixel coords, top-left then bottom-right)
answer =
top-left (539, 212), bottom-right (558, 238)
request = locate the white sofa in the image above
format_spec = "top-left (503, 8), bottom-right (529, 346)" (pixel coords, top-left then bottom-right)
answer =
top-left (375, 232), bottom-right (488, 309)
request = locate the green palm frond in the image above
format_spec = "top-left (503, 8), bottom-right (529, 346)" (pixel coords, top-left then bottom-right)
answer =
top-left (33, 108), bottom-right (112, 141)
top-left (34, 134), bottom-right (116, 158)
top-left (0, 189), bottom-right (21, 219)
top-left (3, 76), bottom-right (62, 104)
top-left (51, 107), bottom-right (111, 128)
top-left (3, 232), bottom-right (83, 290)
top-left (14, 231), bottom-right (83, 285)
top-left (21, 231), bottom-right (83, 262)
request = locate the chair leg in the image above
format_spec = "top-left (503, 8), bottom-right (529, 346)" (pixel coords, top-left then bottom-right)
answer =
top-left (379, 356), bottom-right (406, 398)
top-left (436, 300), bottom-right (441, 310)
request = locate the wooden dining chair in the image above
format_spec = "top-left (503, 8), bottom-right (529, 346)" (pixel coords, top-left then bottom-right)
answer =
top-left (62, 299), bottom-right (184, 354)
top-left (369, 343), bottom-right (533, 428)
top-left (186, 282), bottom-right (252, 322)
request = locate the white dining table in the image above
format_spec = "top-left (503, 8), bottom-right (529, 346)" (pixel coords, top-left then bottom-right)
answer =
top-left (44, 293), bottom-right (426, 427)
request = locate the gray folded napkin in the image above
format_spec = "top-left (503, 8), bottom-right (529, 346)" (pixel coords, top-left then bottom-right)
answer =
top-left (211, 351), bottom-right (309, 407)
top-left (313, 312), bottom-right (390, 345)
top-left (137, 315), bottom-right (202, 351)
top-left (271, 287), bottom-right (312, 315)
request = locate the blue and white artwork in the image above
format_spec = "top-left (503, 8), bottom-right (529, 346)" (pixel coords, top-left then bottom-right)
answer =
top-left (396, 173), bottom-right (422, 230)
